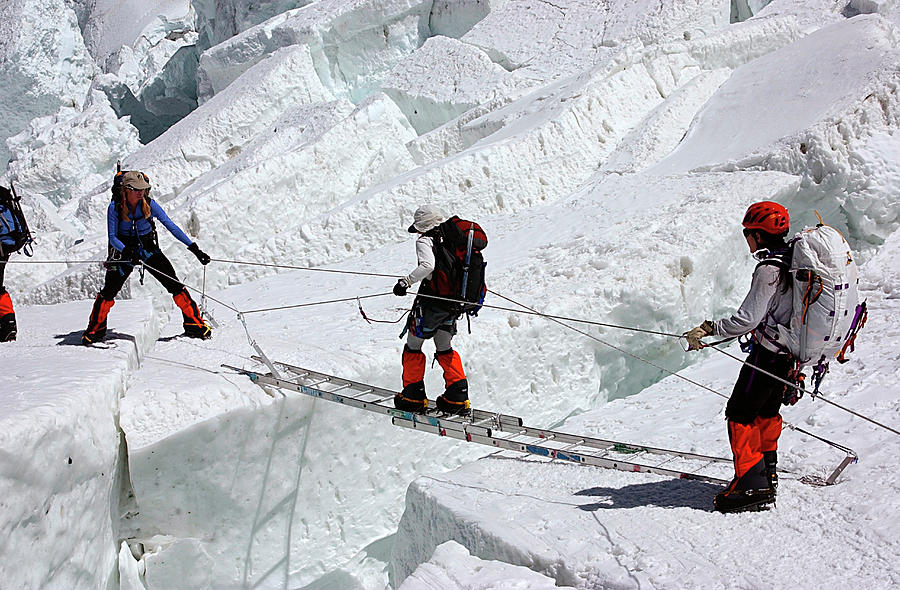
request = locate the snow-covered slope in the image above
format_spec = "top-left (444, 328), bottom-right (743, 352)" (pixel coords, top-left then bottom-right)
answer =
top-left (2, 1), bottom-right (900, 589)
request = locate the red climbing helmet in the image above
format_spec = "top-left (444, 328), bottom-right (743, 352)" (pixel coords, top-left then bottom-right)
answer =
top-left (742, 201), bottom-right (790, 235)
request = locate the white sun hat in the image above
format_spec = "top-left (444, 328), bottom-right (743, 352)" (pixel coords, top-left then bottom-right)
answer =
top-left (407, 204), bottom-right (445, 233)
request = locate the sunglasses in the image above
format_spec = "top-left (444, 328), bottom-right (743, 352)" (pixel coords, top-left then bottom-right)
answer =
top-left (124, 185), bottom-right (146, 191)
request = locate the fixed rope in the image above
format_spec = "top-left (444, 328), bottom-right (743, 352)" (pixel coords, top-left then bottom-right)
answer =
top-left (4, 258), bottom-right (108, 264)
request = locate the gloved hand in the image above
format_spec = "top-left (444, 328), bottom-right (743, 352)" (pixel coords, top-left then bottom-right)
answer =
top-left (104, 249), bottom-right (124, 270)
top-left (188, 242), bottom-right (211, 265)
top-left (393, 278), bottom-right (409, 297)
top-left (684, 320), bottom-right (715, 351)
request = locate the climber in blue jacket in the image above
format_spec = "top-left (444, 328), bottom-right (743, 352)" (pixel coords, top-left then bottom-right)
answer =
top-left (82, 170), bottom-right (212, 345)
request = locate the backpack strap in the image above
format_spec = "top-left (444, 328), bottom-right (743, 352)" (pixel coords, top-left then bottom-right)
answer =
top-left (753, 245), bottom-right (792, 271)
top-left (749, 245), bottom-right (794, 355)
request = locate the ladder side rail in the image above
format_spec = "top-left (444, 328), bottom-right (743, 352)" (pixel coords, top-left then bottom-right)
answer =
top-left (257, 357), bottom-right (398, 399)
top-left (235, 363), bottom-right (731, 467)
top-left (497, 423), bottom-right (732, 464)
top-left (392, 417), bottom-right (729, 485)
top-left (237, 370), bottom-right (408, 421)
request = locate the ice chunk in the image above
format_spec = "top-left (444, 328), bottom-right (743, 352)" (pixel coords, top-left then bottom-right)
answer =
top-left (0, 0), bottom-right (96, 164)
top-left (196, 0), bottom-right (433, 103)
top-left (122, 44), bottom-right (335, 200)
top-left (382, 35), bottom-right (529, 134)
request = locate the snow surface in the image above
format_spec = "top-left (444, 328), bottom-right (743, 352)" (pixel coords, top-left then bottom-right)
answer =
top-left (1, 1), bottom-right (900, 589)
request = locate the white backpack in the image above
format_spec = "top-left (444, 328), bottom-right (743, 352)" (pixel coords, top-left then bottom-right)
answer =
top-left (774, 223), bottom-right (861, 366)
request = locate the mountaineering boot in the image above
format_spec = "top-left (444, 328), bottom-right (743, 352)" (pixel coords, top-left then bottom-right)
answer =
top-left (82, 294), bottom-right (115, 345)
top-left (436, 381), bottom-right (470, 416)
top-left (714, 458), bottom-right (775, 513)
top-left (713, 487), bottom-right (775, 513)
top-left (173, 288), bottom-right (212, 339)
top-left (0, 289), bottom-right (15, 342)
top-left (394, 380), bottom-right (428, 413)
top-left (434, 349), bottom-right (470, 416)
top-left (763, 450), bottom-right (778, 492)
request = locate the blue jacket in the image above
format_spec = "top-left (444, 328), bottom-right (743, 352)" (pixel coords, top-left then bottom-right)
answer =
top-left (107, 199), bottom-right (193, 253)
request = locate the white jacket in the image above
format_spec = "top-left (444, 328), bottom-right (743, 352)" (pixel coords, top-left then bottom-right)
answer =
top-left (713, 262), bottom-right (793, 354)
top-left (404, 234), bottom-right (435, 285)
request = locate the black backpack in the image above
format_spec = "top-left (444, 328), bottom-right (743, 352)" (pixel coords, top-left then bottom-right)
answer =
top-left (429, 216), bottom-right (488, 315)
top-left (0, 185), bottom-right (32, 257)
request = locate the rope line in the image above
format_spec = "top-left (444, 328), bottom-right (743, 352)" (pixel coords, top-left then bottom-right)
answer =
top-left (4, 259), bottom-right (107, 264)
top-left (241, 292), bottom-right (391, 315)
top-left (490, 290), bottom-right (734, 401)
top-left (421, 290), bottom-right (681, 337)
top-left (210, 258), bottom-right (396, 279)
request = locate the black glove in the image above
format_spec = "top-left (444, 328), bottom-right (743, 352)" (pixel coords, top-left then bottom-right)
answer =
top-left (393, 278), bottom-right (409, 296)
top-left (188, 242), bottom-right (210, 265)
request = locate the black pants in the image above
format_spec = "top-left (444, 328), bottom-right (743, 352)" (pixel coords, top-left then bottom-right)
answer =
top-left (0, 251), bottom-right (7, 288)
top-left (100, 236), bottom-right (184, 299)
top-left (725, 345), bottom-right (791, 425)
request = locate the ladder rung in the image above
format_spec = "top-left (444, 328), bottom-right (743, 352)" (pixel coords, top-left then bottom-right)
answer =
top-left (346, 388), bottom-right (375, 399)
top-left (500, 429), bottom-right (529, 441)
top-left (556, 439), bottom-right (585, 452)
top-left (326, 383), bottom-right (352, 394)
top-left (652, 455), bottom-right (678, 468)
top-left (470, 416), bottom-right (495, 427)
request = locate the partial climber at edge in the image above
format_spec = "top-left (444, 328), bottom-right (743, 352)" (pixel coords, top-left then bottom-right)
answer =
top-left (0, 183), bottom-right (32, 342)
